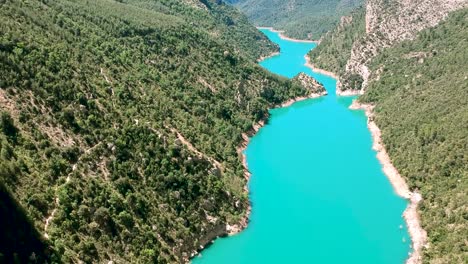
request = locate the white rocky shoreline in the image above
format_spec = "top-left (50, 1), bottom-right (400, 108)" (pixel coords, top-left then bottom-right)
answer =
top-left (191, 28), bottom-right (427, 264)
top-left (349, 100), bottom-right (428, 264)
top-left (256, 26), bottom-right (318, 43)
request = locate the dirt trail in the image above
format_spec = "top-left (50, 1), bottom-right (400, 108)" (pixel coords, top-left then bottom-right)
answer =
top-left (168, 126), bottom-right (224, 171)
top-left (43, 142), bottom-right (102, 239)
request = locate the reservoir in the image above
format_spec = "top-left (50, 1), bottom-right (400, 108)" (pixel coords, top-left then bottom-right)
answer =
top-left (192, 28), bottom-right (411, 264)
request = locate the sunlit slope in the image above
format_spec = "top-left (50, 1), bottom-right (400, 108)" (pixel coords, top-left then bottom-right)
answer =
top-left (227, 0), bottom-right (363, 40)
top-left (0, 0), bottom-right (309, 262)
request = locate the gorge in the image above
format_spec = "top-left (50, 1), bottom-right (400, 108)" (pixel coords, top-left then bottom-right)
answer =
top-left (192, 28), bottom-right (412, 264)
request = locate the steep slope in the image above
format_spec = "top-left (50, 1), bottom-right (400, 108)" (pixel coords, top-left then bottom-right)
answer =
top-left (360, 10), bottom-right (468, 262)
top-left (310, 0), bottom-right (468, 94)
top-left (0, 0), bottom-right (310, 262)
top-left (291, 73), bottom-right (327, 97)
top-left (128, 0), bottom-right (278, 61)
top-left (307, 7), bottom-right (366, 76)
top-left (310, 3), bottom-right (468, 262)
top-left (226, 0), bottom-right (364, 40)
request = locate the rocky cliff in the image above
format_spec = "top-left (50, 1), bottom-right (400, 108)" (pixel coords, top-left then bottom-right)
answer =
top-left (292, 73), bottom-right (327, 96)
top-left (339, 0), bottom-right (468, 93)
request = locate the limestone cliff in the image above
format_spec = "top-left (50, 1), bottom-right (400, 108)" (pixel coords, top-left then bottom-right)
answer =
top-left (339, 0), bottom-right (468, 93)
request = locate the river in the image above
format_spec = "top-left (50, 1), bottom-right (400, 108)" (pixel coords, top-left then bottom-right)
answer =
top-left (192, 28), bottom-right (411, 264)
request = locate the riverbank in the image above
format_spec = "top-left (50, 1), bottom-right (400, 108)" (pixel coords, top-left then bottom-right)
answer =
top-left (303, 55), bottom-right (364, 96)
top-left (349, 100), bottom-right (427, 264)
top-left (228, 120), bottom-right (265, 235)
top-left (304, 55), bottom-right (338, 79)
top-left (186, 119), bottom-right (262, 261)
top-left (305, 49), bottom-right (428, 261)
top-left (279, 92), bottom-right (327, 108)
top-left (195, 38), bottom-right (328, 257)
top-left (257, 27), bottom-right (318, 43)
top-left (194, 28), bottom-right (412, 264)
top-left (257, 52), bottom-right (280, 63)
top-left (336, 88), bottom-right (362, 96)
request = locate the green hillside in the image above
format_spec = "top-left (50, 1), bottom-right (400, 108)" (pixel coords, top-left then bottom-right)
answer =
top-left (307, 8), bottom-right (366, 75)
top-left (309, 4), bottom-right (468, 262)
top-left (0, 0), bottom-right (308, 262)
top-left (227, 0), bottom-right (364, 40)
top-left (360, 9), bottom-right (468, 262)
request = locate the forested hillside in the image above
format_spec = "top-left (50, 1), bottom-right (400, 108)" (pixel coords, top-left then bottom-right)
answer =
top-left (360, 9), bottom-right (468, 262)
top-left (0, 0), bottom-right (309, 262)
top-left (307, 8), bottom-right (366, 76)
top-left (309, 2), bottom-right (468, 262)
top-left (226, 0), bottom-right (363, 40)
top-left (308, 0), bottom-right (468, 94)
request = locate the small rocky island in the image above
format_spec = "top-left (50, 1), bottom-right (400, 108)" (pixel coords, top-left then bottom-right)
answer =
top-left (292, 72), bottom-right (327, 97)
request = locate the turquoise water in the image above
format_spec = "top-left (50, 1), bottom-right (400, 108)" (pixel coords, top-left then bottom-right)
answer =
top-left (192, 29), bottom-right (411, 264)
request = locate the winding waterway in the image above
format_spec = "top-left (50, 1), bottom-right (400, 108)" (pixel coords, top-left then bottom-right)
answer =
top-left (192, 29), bottom-right (411, 264)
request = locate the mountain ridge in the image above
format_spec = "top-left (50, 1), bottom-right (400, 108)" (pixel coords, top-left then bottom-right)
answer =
top-left (225, 0), bottom-right (364, 40)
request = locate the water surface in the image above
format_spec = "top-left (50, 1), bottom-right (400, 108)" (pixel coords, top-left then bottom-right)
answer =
top-left (193, 29), bottom-right (410, 264)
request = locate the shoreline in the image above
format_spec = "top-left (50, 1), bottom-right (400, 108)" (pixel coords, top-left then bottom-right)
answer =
top-left (336, 88), bottom-right (362, 96)
top-left (194, 33), bottom-right (426, 264)
top-left (349, 100), bottom-right (427, 264)
top-left (228, 120), bottom-right (264, 235)
top-left (228, 41), bottom-right (328, 236)
top-left (304, 55), bottom-right (338, 79)
top-left (303, 55), bottom-right (363, 96)
top-left (256, 26), bottom-right (318, 44)
top-left (257, 51), bottom-right (280, 63)
top-left (279, 92), bottom-right (327, 108)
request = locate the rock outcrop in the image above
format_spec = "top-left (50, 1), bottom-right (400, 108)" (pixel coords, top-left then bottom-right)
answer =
top-left (292, 72), bottom-right (327, 96)
top-left (339, 0), bottom-right (468, 93)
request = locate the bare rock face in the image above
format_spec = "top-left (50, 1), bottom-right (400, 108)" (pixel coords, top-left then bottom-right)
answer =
top-left (340, 0), bottom-right (468, 93)
top-left (292, 72), bottom-right (327, 96)
top-left (183, 0), bottom-right (209, 10)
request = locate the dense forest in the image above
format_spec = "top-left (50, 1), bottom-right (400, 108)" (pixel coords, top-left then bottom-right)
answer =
top-left (0, 0), bottom-right (310, 262)
top-left (225, 0), bottom-right (363, 40)
top-left (359, 9), bottom-right (468, 263)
